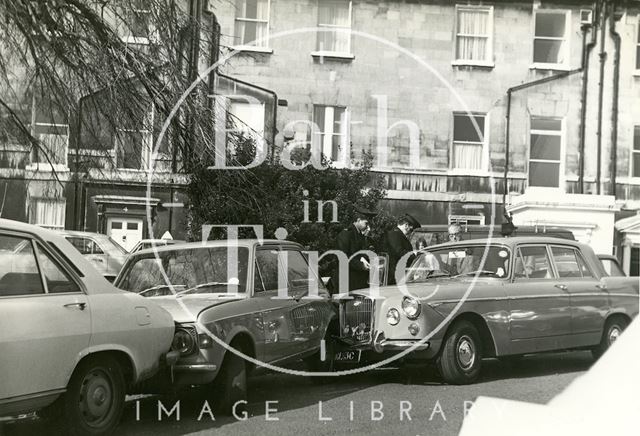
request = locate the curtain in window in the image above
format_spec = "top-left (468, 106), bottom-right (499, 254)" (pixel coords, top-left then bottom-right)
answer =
top-left (453, 143), bottom-right (483, 169)
top-left (317, 1), bottom-right (350, 53)
top-left (31, 199), bottom-right (65, 230)
top-left (236, 0), bottom-right (269, 46)
top-left (456, 10), bottom-right (488, 61)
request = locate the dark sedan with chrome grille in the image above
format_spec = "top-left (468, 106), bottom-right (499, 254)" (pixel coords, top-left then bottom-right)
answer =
top-left (115, 239), bottom-right (337, 413)
top-left (338, 237), bottom-right (638, 384)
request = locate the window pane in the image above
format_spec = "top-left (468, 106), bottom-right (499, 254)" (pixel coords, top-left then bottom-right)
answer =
top-left (535, 13), bottom-right (566, 38)
top-left (533, 39), bottom-right (563, 63)
top-left (636, 45), bottom-right (640, 70)
top-left (285, 250), bottom-right (313, 290)
top-left (453, 114), bottom-right (485, 142)
top-left (519, 246), bottom-right (554, 279)
top-left (453, 143), bottom-right (483, 169)
top-left (457, 9), bottom-right (489, 36)
top-left (633, 126), bottom-right (640, 150)
top-left (317, 30), bottom-right (350, 52)
top-left (36, 244), bottom-right (80, 293)
top-left (0, 236), bottom-right (44, 296)
top-left (111, 222), bottom-right (123, 229)
top-left (530, 134), bottom-right (561, 160)
top-left (313, 106), bottom-right (326, 134)
top-left (254, 263), bottom-right (265, 293)
top-left (576, 253), bottom-right (594, 278)
top-left (456, 36), bottom-right (488, 61)
top-left (127, 222), bottom-right (139, 230)
top-left (551, 247), bottom-right (581, 278)
top-left (67, 237), bottom-right (89, 255)
top-left (318, 1), bottom-right (350, 27)
top-left (632, 153), bottom-right (640, 178)
top-left (532, 118), bottom-right (562, 131)
top-left (529, 162), bottom-right (560, 187)
top-left (256, 249), bottom-right (280, 291)
top-left (333, 107), bottom-right (346, 133)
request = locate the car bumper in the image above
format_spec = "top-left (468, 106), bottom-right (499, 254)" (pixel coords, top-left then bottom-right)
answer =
top-left (338, 331), bottom-right (435, 360)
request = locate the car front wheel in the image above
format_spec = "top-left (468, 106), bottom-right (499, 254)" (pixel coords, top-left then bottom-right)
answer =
top-left (437, 320), bottom-right (482, 385)
top-left (211, 350), bottom-right (248, 415)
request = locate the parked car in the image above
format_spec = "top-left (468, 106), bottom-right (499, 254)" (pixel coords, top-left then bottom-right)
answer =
top-left (409, 224), bottom-right (575, 249)
top-left (0, 219), bottom-right (178, 435)
top-left (128, 239), bottom-right (183, 255)
top-left (597, 254), bottom-right (626, 277)
top-left (114, 240), bottom-right (337, 412)
top-left (337, 236), bottom-right (638, 384)
top-left (57, 230), bottom-right (128, 282)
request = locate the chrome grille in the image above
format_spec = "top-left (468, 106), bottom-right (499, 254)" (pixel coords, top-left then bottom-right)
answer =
top-left (292, 305), bottom-right (323, 333)
top-left (340, 296), bottom-right (374, 342)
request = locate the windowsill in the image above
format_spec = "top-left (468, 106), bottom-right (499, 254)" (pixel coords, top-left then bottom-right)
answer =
top-left (530, 63), bottom-right (571, 72)
top-left (232, 45), bottom-right (274, 54)
top-left (25, 163), bottom-right (69, 172)
top-left (311, 51), bottom-right (355, 61)
top-left (448, 168), bottom-right (492, 177)
top-left (633, 70), bottom-right (640, 77)
top-left (451, 60), bottom-right (495, 69)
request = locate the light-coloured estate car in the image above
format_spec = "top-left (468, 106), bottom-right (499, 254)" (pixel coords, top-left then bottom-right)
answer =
top-left (57, 230), bottom-right (128, 282)
top-left (338, 237), bottom-right (639, 384)
top-left (114, 240), bottom-right (337, 413)
top-left (0, 219), bottom-right (177, 435)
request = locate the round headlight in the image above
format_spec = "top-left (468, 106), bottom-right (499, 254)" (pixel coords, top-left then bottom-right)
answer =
top-left (171, 329), bottom-right (195, 355)
top-left (401, 296), bottom-right (421, 319)
top-left (387, 308), bottom-right (400, 325)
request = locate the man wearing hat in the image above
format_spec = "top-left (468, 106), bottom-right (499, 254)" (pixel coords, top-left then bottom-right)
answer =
top-left (328, 205), bottom-right (377, 293)
top-left (383, 214), bottom-right (421, 285)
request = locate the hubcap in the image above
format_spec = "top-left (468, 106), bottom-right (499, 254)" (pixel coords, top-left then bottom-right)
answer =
top-left (608, 325), bottom-right (622, 345)
top-left (457, 335), bottom-right (476, 370)
top-left (78, 369), bottom-right (113, 427)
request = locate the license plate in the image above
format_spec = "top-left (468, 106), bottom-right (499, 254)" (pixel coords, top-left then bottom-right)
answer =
top-left (334, 350), bottom-right (361, 363)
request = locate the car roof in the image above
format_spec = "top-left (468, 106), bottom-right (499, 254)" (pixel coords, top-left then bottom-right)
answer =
top-left (425, 236), bottom-right (585, 251)
top-left (55, 229), bottom-right (112, 240)
top-left (131, 239), bottom-right (303, 257)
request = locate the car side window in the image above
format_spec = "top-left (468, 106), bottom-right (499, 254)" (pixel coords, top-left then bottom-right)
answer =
top-left (516, 246), bottom-right (555, 279)
top-left (284, 250), bottom-right (313, 290)
top-left (67, 237), bottom-right (90, 255)
top-left (575, 252), bottom-right (594, 278)
top-left (551, 246), bottom-right (583, 278)
top-left (0, 235), bottom-right (45, 296)
top-left (255, 249), bottom-right (281, 291)
top-left (35, 243), bottom-right (81, 294)
top-left (89, 240), bottom-right (104, 254)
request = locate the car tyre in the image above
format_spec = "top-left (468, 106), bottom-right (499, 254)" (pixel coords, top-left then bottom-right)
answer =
top-left (212, 351), bottom-right (248, 415)
top-left (304, 334), bottom-right (337, 384)
top-left (437, 320), bottom-right (482, 385)
top-left (45, 356), bottom-right (126, 436)
top-left (592, 316), bottom-right (628, 360)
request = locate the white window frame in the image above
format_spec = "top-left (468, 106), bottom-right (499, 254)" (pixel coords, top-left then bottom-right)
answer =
top-left (450, 112), bottom-right (490, 174)
top-left (528, 117), bottom-right (565, 190)
top-left (631, 125), bottom-right (640, 179)
top-left (226, 98), bottom-right (266, 156)
top-left (312, 0), bottom-right (353, 58)
top-left (452, 5), bottom-right (494, 67)
top-left (116, 105), bottom-right (154, 171)
top-left (29, 197), bottom-right (66, 230)
top-left (312, 105), bottom-right (350, 168)
top-left (635, 17), bottom-right (640, 75)
top-left (531, 9), bottom-right (571, 70)
top-left (233, 0), bottom-right (272, 52)
top-left (121, 0), bottom-right (155, 45)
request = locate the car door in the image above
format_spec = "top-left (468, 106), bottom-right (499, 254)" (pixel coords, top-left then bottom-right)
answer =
top-left (507, 244), bottom-right (571, 354)
top-left (0, 232), bottom-right (90, 401)
top-left (254, 246), bottom-right (299, 363)
top-left (549, 245), bottom-right (608, 346)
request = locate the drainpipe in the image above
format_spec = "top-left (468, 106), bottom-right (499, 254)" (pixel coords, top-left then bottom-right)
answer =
top-left (503, 67), bottom-right (584, 207)
top-left (216, 72), bottom-right (278, 163)
top-left (595, 1), bottom-right (608, 195)
top-left (609, 2), bottom-right (621, 198)
top-left (578, 2), bottom-right (599, 194)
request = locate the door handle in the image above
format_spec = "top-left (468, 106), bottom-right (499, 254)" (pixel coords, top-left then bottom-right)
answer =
top-left (554, 284), bottom-right (568, 291)
top-left (64, 302), bottom-right (87, 310)
top-left (596, 284), bottom-right (607, 291)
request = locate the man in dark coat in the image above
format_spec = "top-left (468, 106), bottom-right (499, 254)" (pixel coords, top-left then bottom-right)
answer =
top-left (329, 206), bottom-right (377, 293)
top-left (384, 214), bottom-right (421, 285)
